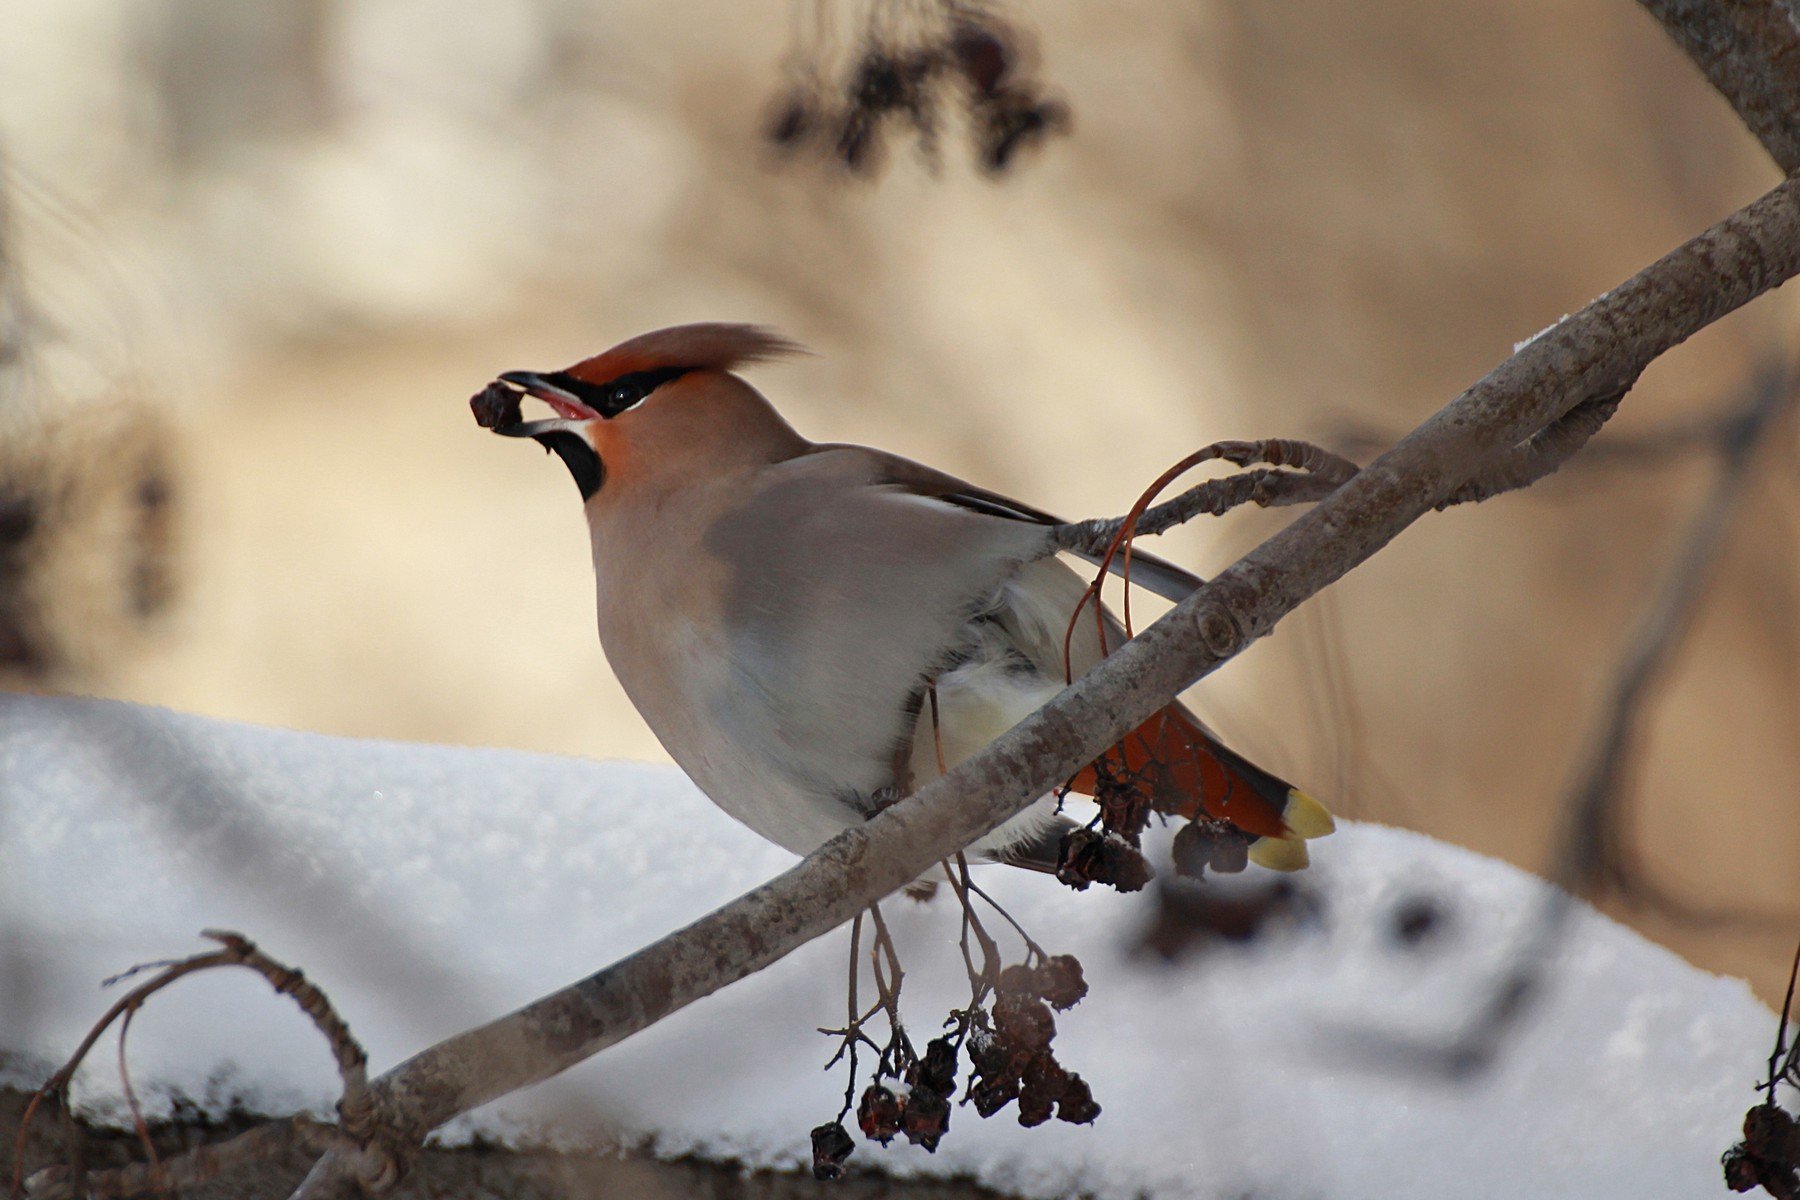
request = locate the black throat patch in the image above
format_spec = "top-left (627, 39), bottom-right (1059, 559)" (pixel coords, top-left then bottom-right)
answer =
top-left (535, 429), bottom-right (605, 500)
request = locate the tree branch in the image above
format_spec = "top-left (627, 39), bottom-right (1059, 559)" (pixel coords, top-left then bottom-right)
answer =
top-left (1434, 383), bottom-right (1635, 507)
top-left (1638, 0), bottom-right (1800, 174)
top-left (1052, 438), bottom-right (1357, 560)
top-left (252, 174), bottom-right (1800, 1199)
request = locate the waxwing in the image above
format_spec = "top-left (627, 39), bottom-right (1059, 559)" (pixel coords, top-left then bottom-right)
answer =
top-left (473, 323), bottom-right (1333, 873)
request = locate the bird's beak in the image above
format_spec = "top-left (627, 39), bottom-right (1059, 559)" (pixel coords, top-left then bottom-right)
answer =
top-left (471, 374), bottom-right (606, 500)
top-left (498, 371), bottom-right (601, 421)
top-left (493, 417), bottom-right (584, 440)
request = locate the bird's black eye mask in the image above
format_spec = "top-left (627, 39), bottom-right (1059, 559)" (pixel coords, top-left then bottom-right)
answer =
top-left (547, 367), bottom-right (690, 418)
top-left (470, 366), bottom-right (689, 501)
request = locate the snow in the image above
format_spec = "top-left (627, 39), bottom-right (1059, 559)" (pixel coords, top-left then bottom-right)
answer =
top-left (1513, 314), bottom-right (1570, 354)
top-left (0, 694), bottom-right (1775, 1198)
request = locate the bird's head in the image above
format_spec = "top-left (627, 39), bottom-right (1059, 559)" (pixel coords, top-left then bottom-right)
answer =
top-left (473, 322), bottom-right (806, 501)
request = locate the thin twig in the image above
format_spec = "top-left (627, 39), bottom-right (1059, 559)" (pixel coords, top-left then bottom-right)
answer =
top-left (1767, 941), bottom-right (1800, 1107)
top-left (865, 904), bottom-right (908, 1048)
top-left (1052, 438), bottom-right (1358, 563)
top-left (961, 870), bottom-right (1046, 963)
top-left (943, 855), bottom-right (1001, 1001)
top-left (16, 932), bottom-right (379, 1198)
top-left (113, 1008), bottom-right (165, 1200)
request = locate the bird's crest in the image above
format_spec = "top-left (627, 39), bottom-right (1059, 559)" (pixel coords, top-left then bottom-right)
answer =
top-left (564, 323), bottom-right (807, 386)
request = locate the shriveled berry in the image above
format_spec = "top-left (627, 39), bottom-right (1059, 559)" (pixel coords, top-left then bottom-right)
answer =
top-left (1057, 1072), bottom-right (1101, 1125)
top-left (912, 1036), bottom-right (958, 1097)
top-left (996, 963), bottom-right (1038, 996)
top-left (1724, 1144), bottom-right (1761, 1192)
top-left (903, 1088), bottom-right (951, 1151)
top-left (969, 1073), bottom-right (1019, 1117)
top-left (1208, 832), bottom-right (1251, 874)
top-left (1034, 954), bottom-right (1087, 1011)
top-left (1174, 819), bottom-right (1250, 878)
top-left (1746, 1103), bottom-right (1800, 1160)
top-left (810, 1120), bottom-right (855, 1180)
top-left (1015, 1075), bottom-right (1055, 1127)
top-left (857, 1084), bottom-right (903, 1145)
top-left (1056, 827), bottom-right (1153, 893)
top-left (470, 382), bottom-right (522, 431)
top-left (994, 993), bottom-right (1055, 1052)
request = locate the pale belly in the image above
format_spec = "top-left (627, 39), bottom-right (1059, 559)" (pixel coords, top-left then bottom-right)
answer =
top-left (601, 607), bottom-right (1067, 861)
top-left (599, 608), bottom-right (880, 856)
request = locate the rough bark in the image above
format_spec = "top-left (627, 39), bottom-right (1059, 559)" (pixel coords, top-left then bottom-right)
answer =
top-left (1639, 0), bottom-right (1800, 174)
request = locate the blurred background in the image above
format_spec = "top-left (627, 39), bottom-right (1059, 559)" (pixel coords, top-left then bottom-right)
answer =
top-left (1, 0), bottom-right (1795, 999)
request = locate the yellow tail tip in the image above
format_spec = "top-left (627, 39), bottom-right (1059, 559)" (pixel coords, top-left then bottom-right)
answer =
top-left (1248, 835), bottom-right (1310, 872)
top-left (1282, 788), bottom-right (1336, 840)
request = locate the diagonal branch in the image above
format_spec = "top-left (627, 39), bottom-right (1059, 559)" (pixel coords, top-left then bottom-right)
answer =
top-left (246, 173), bottom-right (1800, 1199)
top-left (1639, 0), bottom-right (1800, 174)
top-left (1434, 382), bottom-right (1635, 507)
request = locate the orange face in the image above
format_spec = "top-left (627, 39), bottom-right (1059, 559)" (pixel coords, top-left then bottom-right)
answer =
top-left (479, 322), bottom-right (809, 502)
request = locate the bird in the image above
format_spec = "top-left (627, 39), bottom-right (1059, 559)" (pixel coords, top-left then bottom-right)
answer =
top-left (473, 322), bottom-right (1333, 878)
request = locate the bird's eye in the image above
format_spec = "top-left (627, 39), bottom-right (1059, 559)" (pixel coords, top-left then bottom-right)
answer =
top-left (609, 383), bottom-right (641, 411)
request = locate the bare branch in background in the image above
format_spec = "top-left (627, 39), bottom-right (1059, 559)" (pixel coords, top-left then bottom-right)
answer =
top-left (18, 932), bottom-right (386, 1200)
top-left (1347, 365), bottom-right (1798, 1079)
top-left (1334, 399), bottom-right (1764, 476)
top-left (1562, 370), bottom-right (1797, 913)
top-left (1637, 0), bottom-right (1800, 174)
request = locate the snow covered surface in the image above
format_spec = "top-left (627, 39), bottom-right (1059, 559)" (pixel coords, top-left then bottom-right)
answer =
top-left (0, 695), bottom-right (1773, 1198)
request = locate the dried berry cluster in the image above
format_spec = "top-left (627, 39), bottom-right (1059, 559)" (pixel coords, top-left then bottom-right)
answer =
top-left (1055, 825), bottom-right (1153, 893)
top-left (1171, 817), bottom-right (1255, 879)
top-left (967, 959), bottom-right (1098, 1126)
top-left (767, 4), bottom-right (1070, 176)
top-left (1726, 1103), bottom-right (1800, 1197)
top-left (1055, 726), bottom-right (1264, 892)
top-left (1053, 749), bottom-right (1158, 892)
top-left (811, 952), bottom-right (1096, 1180)
top-left (856, 1034), bottom-right (958, 1150)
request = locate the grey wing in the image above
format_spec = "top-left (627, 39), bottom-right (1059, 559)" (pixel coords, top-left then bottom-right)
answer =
top-left (864, 460), bottom-right (1206, 604)
top-left (701, 446), bottom-right (1057, 806)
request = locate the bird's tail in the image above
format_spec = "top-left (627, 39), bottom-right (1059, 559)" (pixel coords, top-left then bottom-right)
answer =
top-left (1068, 704), bottom-right (1335, 871)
